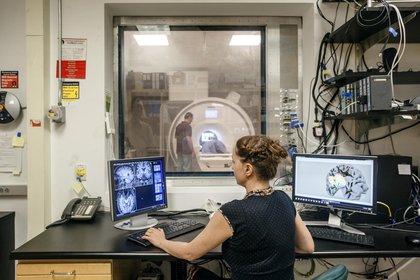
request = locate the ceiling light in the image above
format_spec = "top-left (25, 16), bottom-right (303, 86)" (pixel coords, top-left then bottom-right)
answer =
top-left (134, 34), bottom-right (169, 46)
top-left (229, 35), bottom-right (261, 46)
top-left (136, 25), bottom-right (170, 33)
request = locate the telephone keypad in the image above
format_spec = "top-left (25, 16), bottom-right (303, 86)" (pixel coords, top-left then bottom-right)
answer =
top-left (71, 197), bottom-right (101, 219)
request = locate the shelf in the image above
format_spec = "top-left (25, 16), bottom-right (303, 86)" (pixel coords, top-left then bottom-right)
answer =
top-left (333, 109), bottom-right (419, 120)
top-left (322, 4), bottom-right (420, 142)
top-left (328, 7), bottom-right (420, 50)
top-left (129, 89), bottom-right (169, 99)
top-left (327, 70), bottom-right (420, 87)
top-left (329, 110), bottom-right (419, 141)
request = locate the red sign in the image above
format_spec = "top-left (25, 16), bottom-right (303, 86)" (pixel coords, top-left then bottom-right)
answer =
top-left (56, 60), bottom-right (86, 79)
top-left (1, 71), bottom-right (19, 88)
top-left (55, 38), bottom-right (87, 79)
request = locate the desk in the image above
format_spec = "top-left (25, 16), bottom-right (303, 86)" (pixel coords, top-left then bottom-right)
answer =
top-left (10, 212), bottom-right (420, 278)
top-left (11, 212), bottom-right (220, 261)
top-left (1, 212), bottom-right (14, 280)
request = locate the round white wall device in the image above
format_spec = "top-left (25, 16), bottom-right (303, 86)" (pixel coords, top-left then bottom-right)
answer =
top-left (0, 91), bottom-right (22, 123)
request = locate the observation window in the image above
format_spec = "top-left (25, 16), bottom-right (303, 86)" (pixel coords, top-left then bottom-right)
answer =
top-left (113, 17), bottom-right (301, 176)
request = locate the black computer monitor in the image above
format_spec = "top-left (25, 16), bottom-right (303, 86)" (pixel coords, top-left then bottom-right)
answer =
top-left (292, 153), bottom-right (378, 234)
top-left (108, 156), bottom-right (168, 230)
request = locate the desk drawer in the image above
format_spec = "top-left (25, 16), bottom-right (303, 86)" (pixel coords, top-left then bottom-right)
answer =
top-left (17, 276), bottom-right (110, 280)
top-left (17, 261), bottom-right (111, 280)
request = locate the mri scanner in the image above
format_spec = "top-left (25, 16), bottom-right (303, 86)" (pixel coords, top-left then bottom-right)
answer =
top-left (167, 97), bottom-right (255, 172)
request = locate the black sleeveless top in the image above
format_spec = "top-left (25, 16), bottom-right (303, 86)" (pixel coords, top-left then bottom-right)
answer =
top-left (220, 190), bottom-right (296, 280)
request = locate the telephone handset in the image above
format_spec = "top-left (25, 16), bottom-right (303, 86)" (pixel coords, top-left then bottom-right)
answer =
top-left (61, 197), bottom-right (102, 220)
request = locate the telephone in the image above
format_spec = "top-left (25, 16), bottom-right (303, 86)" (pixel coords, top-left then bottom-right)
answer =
top-left (46, 197), bottom-right (102, 229)
top-left (61, 197), bottom-right (102, 220)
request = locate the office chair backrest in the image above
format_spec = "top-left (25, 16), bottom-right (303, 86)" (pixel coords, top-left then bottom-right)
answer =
top-left (312, 264), bottom-right (348, 280)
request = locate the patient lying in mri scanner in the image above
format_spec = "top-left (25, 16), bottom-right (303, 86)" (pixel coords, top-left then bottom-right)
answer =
top-left (201, 137), bottom-right (228, 154)
top-left (198, 131), bottom-right (231, 171)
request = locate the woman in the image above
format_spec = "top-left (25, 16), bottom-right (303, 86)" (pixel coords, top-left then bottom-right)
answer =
top-left (143, 135), bottom-right (314, 279)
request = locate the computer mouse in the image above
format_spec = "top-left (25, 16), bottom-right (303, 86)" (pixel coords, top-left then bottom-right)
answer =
top-left (405, 235), bottom-right (420, 245)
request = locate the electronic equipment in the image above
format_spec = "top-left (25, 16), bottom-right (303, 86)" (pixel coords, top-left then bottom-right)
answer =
top-left (382, 47), bottom-right (399, 73)
top-left (127, 218), bottom-right (205, 247)
top-left (346, 155), bottom-right (412, 224)
top-left (108, 156), bottom-right (168, 230)
top-left (307, 226), bottom-right (374, 247)
top-left (166, 97), bottom-right (254, 172)
top-left (46, 197), bottom-right (102, 229)
top-left (405, 235), bottom-right (420, 246)
top-left (339, 75), bottom-right (392, 115)
top-left (61, 197), bottom-right (102, 220)
top-left (0, 91), bottom-right (21, 123)
top-left (292, 154), bottom-right (378, 235)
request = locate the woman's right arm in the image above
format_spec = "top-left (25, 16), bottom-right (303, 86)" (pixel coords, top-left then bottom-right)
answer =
top-left (295, 212), bottom-right (315, 254)
top-left (143, 210), bottom-right (233, 261)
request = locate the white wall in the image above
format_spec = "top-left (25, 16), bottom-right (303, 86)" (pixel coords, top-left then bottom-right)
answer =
top-left (45, 0), bottom-right (319, 223)
top-left (48, 0), bottom-right (108, 225)
top-left (0, 0), bottom-right (28, 248)
top-left (3, 0), bottom-right (418, 278)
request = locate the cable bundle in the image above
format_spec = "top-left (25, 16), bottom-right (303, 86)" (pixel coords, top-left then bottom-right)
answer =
top-left (308, 0), bottom-right (414, 155)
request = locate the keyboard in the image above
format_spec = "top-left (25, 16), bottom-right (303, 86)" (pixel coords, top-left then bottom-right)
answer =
top-left (307, 226), bottom-right (375, 247)
top-left (127, 218), bottom-right (205, 247)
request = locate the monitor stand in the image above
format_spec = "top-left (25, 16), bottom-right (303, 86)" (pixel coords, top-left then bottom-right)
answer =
top-left (304, 210), bottom-right (365, 235)
top-left (114, 213), bottom-right (158, 231)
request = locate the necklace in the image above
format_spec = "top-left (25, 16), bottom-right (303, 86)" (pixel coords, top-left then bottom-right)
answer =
top-left (244, 186), bottom-right (274, 199)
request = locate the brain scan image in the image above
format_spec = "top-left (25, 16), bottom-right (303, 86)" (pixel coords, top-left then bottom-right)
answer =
top-left (135, 161), bottom-right (153, 186)
top-left (116, 188), bottom-right (136, 214)
top-left (114, 165), bottom-right (135, 188)
top-left (326, 164), bottom-right (369, 200)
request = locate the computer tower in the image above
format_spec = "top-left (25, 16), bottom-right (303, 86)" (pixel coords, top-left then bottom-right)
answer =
top-left (347, 155), bottom-right (413, 224)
